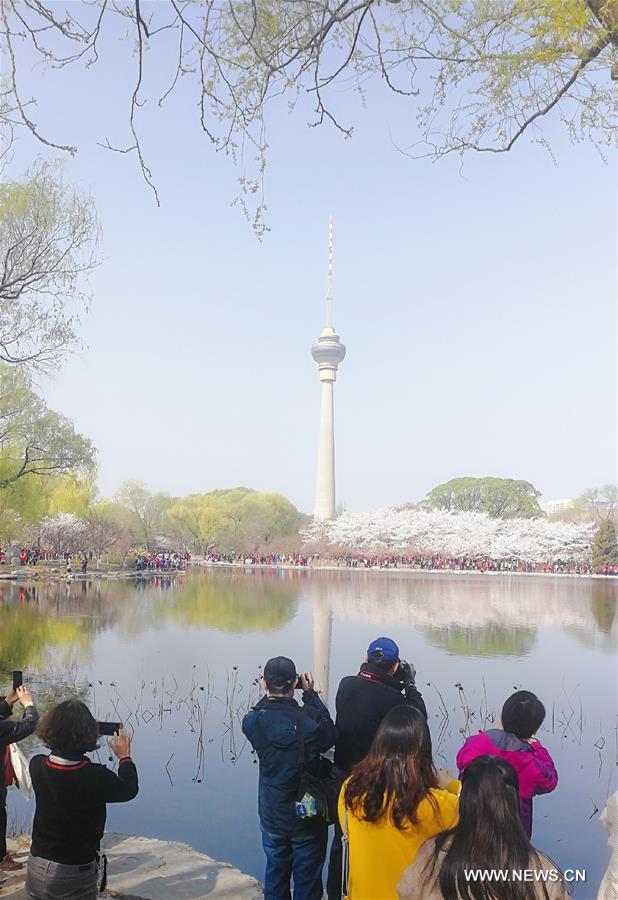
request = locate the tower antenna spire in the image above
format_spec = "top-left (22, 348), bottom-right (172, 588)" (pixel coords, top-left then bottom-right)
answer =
top-left (326, 215), bottom-right (333, 329)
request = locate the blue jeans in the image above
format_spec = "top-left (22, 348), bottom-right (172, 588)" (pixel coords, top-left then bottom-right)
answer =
top-left (262, 827), bottom-right (328, 900)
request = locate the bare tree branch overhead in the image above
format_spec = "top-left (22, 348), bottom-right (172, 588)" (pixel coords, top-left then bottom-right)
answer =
top-left (1, 0), bottom-right (616, 233)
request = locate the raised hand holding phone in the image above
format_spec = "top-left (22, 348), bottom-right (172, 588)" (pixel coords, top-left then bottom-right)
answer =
top-left (16, 685), bottom-right (33, 708)
top-left (109, 729), bottom-right (131, 759)
top-left (6, 671), bottom-right (23, 704)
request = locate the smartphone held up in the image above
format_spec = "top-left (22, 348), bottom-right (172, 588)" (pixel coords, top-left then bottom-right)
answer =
top-left (97, 721), bottom-right (122, 736)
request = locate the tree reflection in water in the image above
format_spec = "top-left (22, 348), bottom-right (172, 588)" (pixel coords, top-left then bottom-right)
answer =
top-left (423, 623), bottom-right (536, 657)
top-left (2, 571), bottom-right (615, 664)
top-left (152, 571), bottom-right (298, 632)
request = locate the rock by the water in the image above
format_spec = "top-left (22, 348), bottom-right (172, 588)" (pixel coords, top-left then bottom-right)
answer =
top-left (1, 834), bottom-right (262, 899)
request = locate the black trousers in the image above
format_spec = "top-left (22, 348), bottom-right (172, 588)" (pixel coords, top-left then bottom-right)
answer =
top-left (326, 765), bottom-right (348, 900)
top-left (326, 817), bottom-right (343, 900)
top-left (1, 786), bottom-right (7, 859)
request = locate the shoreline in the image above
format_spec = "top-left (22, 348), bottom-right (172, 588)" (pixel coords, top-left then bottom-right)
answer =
top-left (194, 561), bottom-right (616, 580)
top-left (1, 833), bottom-right (262, 899)
top-left (0, 568), bottom-right (186, 582)
top-left (0, 561), bottom-right (615, 582)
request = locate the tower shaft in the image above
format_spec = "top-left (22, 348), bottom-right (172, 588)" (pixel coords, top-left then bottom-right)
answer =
top-left (313, 601), bottom-right (333, 703)
top-left (314, 380), bottom-right (336, 520)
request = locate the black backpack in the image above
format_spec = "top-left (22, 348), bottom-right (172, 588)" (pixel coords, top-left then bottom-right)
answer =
top-left (292, 707), bottom-right (341, 825)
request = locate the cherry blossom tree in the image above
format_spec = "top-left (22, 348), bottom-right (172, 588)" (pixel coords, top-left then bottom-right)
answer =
top-left (37, 512), bottom-right (86, 557)
top-left (303, 508), bottom-right (596, 563)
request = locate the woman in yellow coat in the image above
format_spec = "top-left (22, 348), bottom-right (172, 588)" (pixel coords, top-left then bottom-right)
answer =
top-left (339, 705), bottom-right (460, 900)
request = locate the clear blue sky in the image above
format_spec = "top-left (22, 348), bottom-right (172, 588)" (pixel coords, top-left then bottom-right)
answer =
top-left (9, 10), bottom-right (617, 513)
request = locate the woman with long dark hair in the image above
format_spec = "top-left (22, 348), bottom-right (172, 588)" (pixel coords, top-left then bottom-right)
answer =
top-left (397, 756), bottom-right (566, 900)
top-left (340, 705), bottom-right (460, 899)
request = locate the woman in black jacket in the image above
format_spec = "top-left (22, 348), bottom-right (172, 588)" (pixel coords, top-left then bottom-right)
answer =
top-left (26, 700), bottom-right (138, 900)
top-left (0, 684), bottom-right (38, 872)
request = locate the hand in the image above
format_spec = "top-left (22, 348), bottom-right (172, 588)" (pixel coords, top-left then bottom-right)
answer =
top-left (299, 672), bottom-right (314, 692)
top-left (109, 729), bottom-right (131, 759)
top-left (398, 659), bottom-right (416, 687)
top-left (5, 688), bottom-right (18, 705)
top-left (436, 767), bottom-right (455, 789)
top-left (16, 686), bottom-right (33, 708)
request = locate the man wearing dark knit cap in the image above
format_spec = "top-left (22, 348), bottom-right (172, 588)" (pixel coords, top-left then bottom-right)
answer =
top-left (242, 656), bottom-right (335, 900)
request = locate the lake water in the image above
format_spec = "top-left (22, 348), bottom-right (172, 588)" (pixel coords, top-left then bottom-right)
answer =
top-left (1, 569), bottom-right (616, 898)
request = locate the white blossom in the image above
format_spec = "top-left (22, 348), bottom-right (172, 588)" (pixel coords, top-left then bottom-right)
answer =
top-left (37, 512), bottom-right (87, 557)
top-left (302, 509), bottom-right (596, 563)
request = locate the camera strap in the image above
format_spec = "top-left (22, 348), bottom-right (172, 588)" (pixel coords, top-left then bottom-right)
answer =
top-left (293, 706), bottom-right (305, 774)
top-left (356, 670), bottom-right (389, 686)
top-left (97, 852), bottom-right (108, 893)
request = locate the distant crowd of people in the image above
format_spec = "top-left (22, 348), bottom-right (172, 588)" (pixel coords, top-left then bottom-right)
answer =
top-left (2, 547), bottom-right (616, 577)
top-left (204, 551), bottom-right (617, 576)
top-left (0, 549), bottom-right (96, 568)
top-left (133, 551), bottom-right (189, 571)
top-left (337, 554), bottom-right (611, 575)
top-left (206, 551), bottom-right (311, 567)
top-left (0, 548), bottom-right (45, 566)
top-left (0, 548), bottom-right (193, 575)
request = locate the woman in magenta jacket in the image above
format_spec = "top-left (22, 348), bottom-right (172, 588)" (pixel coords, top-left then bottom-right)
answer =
top-left (456, 690), bottom-right (557, 837)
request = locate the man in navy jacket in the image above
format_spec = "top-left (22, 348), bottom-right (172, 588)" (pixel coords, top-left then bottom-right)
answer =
top-left (333, 637), bottom-right (427, 773)
top-left (242, 656), bottom-right (335, 900)
top-left (327, 636), bottom-right (427, 899)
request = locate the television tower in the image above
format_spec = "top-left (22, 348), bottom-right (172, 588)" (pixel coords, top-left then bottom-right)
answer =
top-left (311, 217), bottom-right (346, 520)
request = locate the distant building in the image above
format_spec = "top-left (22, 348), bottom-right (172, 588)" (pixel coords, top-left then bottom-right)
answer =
top-left (541, 498), bottom-right (574, 515)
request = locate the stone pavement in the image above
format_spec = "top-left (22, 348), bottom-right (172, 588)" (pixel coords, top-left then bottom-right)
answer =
top-left (0, 834), bottom-right (263, 899)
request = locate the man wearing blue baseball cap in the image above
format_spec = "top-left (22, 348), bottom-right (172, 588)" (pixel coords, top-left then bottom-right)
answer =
top-left (326, 636), bottom-right (427, 899)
